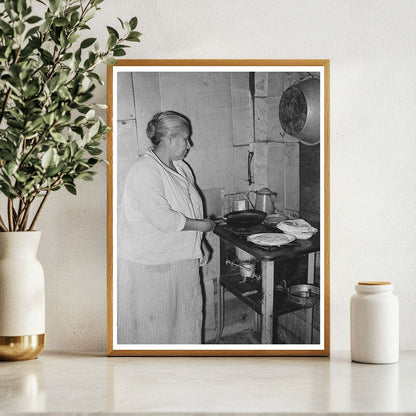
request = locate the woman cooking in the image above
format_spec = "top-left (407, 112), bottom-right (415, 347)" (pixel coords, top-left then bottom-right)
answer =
top-left (117, 111), bottom-right (215, 344)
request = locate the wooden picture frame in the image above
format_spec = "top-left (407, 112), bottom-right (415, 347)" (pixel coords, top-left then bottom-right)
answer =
top-left (107, 60), bottom-right (330, 356)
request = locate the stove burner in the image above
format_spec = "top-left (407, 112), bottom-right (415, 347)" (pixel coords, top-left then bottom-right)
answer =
top-left (225, 224), bottom-right (280, 237)
top-left (227, 226), bottom-right (263, 237)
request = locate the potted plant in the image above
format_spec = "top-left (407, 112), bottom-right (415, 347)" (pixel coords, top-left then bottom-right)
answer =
top-left (0, 0), bottom-right (140, 360)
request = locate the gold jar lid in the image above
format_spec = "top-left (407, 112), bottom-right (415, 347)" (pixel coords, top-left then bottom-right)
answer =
top-left (358, 281), bottom-right (391, 285)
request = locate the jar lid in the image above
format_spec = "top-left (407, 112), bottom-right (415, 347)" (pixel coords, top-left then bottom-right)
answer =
top-left (355, 281), bottom-right (394, 293)
top-left (358, 281), bottom-right (391, 285)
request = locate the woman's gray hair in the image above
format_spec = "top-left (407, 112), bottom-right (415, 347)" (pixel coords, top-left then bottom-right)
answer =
top-left (146, 111), bottom-right (191, 146)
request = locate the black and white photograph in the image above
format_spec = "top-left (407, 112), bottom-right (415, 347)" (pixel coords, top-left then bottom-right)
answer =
top-left (107, 60), bottom-right (330, 356)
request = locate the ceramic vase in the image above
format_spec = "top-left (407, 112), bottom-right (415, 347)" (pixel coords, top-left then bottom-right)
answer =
top-left (0, 231), bottom-right (45, 361)
top-left (350, 281), bottom-right (399, 364)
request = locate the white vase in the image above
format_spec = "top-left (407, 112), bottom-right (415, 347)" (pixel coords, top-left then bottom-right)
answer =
top-left (0, 231), bottom-right (45, 361)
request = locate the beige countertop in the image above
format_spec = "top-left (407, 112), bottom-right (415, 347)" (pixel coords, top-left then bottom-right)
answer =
top-left (0, 350), bottom-right (415, 415)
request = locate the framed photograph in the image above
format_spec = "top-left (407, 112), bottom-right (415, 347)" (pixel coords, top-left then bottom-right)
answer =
top-left (107, 60), bottom-right (330, 356)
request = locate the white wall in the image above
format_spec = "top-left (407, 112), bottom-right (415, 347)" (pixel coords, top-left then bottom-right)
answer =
top-left (38, 0), bottom-right (416, 351)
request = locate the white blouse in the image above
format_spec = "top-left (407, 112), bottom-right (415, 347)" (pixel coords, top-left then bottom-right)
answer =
top-left (117, 150), bottom-right (203, 264)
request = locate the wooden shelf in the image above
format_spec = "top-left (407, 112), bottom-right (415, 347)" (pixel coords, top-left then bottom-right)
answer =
top-left (220, 273), bottom-right (317, 317)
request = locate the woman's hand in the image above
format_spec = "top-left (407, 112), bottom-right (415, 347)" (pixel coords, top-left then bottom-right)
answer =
top-left (200, 218), bottom-right (216, 233)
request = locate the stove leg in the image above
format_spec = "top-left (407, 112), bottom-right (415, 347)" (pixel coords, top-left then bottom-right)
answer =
top-left (214, 280), bottom-right (225, 344)
top-left (305, 252), bottom-right (316, 343)
top-left (261, 260), bottom-right (274, 344)
top-left (307, 252), bottom-right (316, 284)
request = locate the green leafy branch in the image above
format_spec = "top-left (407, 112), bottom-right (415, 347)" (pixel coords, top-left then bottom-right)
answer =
top-left (0, 0), bottom-right (141, 231)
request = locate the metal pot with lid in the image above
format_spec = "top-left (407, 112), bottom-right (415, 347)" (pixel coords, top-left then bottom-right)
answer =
top-left (248, 188), bottom-right (277, 215)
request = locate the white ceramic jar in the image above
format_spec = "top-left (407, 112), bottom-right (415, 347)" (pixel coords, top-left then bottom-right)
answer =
top-left (350, 281), bottom-right (399, 364)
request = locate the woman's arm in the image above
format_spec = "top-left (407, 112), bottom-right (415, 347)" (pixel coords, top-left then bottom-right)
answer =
top-left (182, 217), bottom-right (216, 233)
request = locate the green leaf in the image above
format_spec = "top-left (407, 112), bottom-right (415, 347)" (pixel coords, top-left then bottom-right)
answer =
top-left (23, 83), bottom-right (39, 98)
top-left (77, 171), bottom-right (95, 181)
top-left (49, 0), bottom-right (60, 13)
top-left (68, 33), bottom-right (80, 44)
top-left (83, 9), bottom-right (95, 23)
top-left (61, 52), bottom-right (72, 61)
top-left (0, 140), bottom-right (14, 152)
top-left (88, 120), bottom-right (100, 138)
top-left (23, 6), bottom-right (32, 16)
top-left (63, 146), bottom-right (70, 159)
top-left (50, 131), bottom-right (67, 143)
top-left (87, 147), bottom-right (102, 156)
top-left (14, 171), bottom-right (28, 183)
top-left (26, 15), bottom-right (42, 24)
top-left (16, 21), bottom-right (25, 35)
top-left (42, 112), bottom-right (55, 125)
top-left (5, 162), bottom-right (18, 176)
top-left (41, 148), bottom-right (54, 169)
top-left (70, 11), bottom-right (80, 26)
top-left (48, 76), bottom-right (60, 92)
top-left (76, 160), bottom-right (90, 169)
top-left (106, 26), bottom-right (119, 38)
top-left (54, 17), bottom-right (69, 27)
top-left (17, 0), bottom-right (26, 13)
top-left (4, 1), bottom-right (16, 19)
top-left (25, 117), bottom-right (44, 133)
top-left (75, 93), bottom-right (93, 104)
top-left (59, 29), bottom-right (67, 47)
top-left (45, 164), bottom-right (63, 177)
top-left (24, 25), bottom-right (40, 39)
top-left (80, 37), bottom-right (96, 49)
top-left (102, 56), bottom-right (117, 65)
top-left (73, 148), bottom-right (83, 160)
top-left (85, 109), bottom-right (95, 120)
top-left (0, 183), bottom-right (18, 198)
top-left (0, 20), bottom-right (13, 35)
top-left (113, 47), bottom-right (126, 57)
top-left (129, 16), bottom-right (138, 30)
top-left (7, 119), bottom-right (24, 129)
top-left (40, 49), bottom-right (53, 63)
top-left (88, 72), bottom-right (104, 85)
top-left (117, 17), bottom-right (125, 29)
top-left (107, 33), bottom-right (117, 49)
top-left (87, 157), bottom-right (100, 166)
top-left (126, 32), bottom-right (141, 42)
top-left (64, 183), bottom-right (76, 195)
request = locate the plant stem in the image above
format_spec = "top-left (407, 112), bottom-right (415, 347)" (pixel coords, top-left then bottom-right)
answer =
top-left (20, 200), bottom-right (33, 231)
top-left (0, 214), bottom-right (8, 232)
top-left (7, 199), bottom-right (14, 231)
top-left (14, 199), bottom-right (27, 231)
top-left (29, 189), bottom-right (50, 231)
top-left (14, 200), bottom-right (22, 231)
top-left (0, 88), bottom-right (12, 125)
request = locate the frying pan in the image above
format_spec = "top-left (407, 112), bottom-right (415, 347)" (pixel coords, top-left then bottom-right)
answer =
top-left (222, 209), bottom-right (267, 228)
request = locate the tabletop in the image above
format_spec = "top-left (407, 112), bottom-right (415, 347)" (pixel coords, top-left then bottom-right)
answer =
top-left (214, 224), bottom-right (320, 261)
top-left (0, 350), bottom-right (415, 414)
